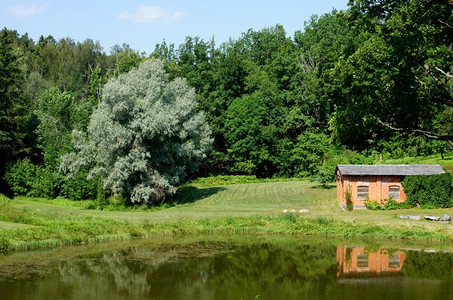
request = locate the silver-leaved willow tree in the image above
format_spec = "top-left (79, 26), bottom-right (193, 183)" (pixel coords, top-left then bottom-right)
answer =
top-left (61, 59), bottom-right (212, 205)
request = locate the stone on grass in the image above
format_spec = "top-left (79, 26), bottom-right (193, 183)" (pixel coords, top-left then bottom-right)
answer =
top-left (441, 214), bottom-right (451, 222)
top-left (424, 215), bottom-right (440, 221)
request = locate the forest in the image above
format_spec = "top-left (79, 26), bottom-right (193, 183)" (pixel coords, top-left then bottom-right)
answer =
top-left (0, 0), bottom-right (452, 205)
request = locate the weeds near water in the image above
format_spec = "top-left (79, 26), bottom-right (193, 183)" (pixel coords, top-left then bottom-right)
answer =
top-left (280, 212), bottom-right (297, 223)
top-left (315, 217), bottom-right (331, 226)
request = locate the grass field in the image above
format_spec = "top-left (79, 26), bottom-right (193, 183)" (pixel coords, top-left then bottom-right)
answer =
top-left (383, 151), bottom-right (453, 171)
top-left (1, 178), bottom-right (453, 252)
top-left (9, 180), bottom-right (453, 226)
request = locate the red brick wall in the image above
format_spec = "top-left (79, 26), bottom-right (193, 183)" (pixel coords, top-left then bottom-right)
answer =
top-left (337, 172), bottom-right (407, 207)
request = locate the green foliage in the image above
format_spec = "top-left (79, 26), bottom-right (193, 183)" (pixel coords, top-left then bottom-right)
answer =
top-left (402, 173), bottom-right (453, 208)
top-left (281, 212), bottom-right (298, 223)
top-left (3, 158), bottom-right (43, 197)
top-left (2, 0), bottom-right (453, 198)
top-left (364, 200), bottom-right (381, 211)
top-left (191, 175), bottom-right (260, 186)
top-left (35, 88), bottom-right (75, 168)
top-left (345, 186), bottom-right (353, 211)
top-left (109, 43), bottom-right (145, 77)
top-left (311, 147), bottom-right (373, 186)
top-left (4, 159), bottom-right (97, 200)
top-left (291, 132), bottom-right (329, 177)
top-left (331, 0), bottom-right (453, 151)
top-left (0, 29), bottom-right (28, 182)
top-left (61, 59), bottom-right (212, 205)
top-left (32, 36), bottom-right (107, 99)
top-left (224, 93), bottom-right (281, 176)
top-left (59, 169), bottom-right (97, 200)
top-left (365, 198), bottom-right (411, 210)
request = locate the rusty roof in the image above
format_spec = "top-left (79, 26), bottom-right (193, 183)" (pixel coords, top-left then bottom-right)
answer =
top-left (336, 164), bottom-right (445, 176)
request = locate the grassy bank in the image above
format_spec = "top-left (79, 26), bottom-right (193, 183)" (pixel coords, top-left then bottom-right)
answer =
top-left (1, 179), bottom-right (453, 251)
top-left (383, 151), bottom-right (453, 172)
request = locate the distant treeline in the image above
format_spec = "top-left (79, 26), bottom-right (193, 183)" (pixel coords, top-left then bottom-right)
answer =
top-left (1, 0), bottom-right (452, 200)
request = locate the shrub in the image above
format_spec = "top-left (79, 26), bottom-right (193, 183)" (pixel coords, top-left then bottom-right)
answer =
top-left (60, 169), bottom-right (98, 200)
top-left (365, 200), bottom-right (382, 210)
top-left (365, 198), bottom-right (411, 210)
top-left (4, 159), bottom-right (99, 200)
top-left (4, 159), bottom-right (44, 197)
top-left (345, 186), bottom-right (353, 211)
top-left (402, 173), bottom-right (453, 208)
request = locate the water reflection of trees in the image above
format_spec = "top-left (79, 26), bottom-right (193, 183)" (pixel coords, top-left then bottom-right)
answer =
top-left (402, 251), bottom-right (453, 281)
top-left (54, 241), bottom-right (337, 299)
top-left (3, 240), bottom-right (453, 299)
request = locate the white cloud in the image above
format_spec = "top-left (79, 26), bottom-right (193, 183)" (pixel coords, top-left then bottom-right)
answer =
top-left (118, 6), bottom-right (186, 24)
top-left (6, 4), bottom-right (48, 17)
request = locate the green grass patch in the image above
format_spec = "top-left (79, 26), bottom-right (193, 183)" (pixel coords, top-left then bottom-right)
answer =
top-left (16, 196), bottom-right (95, 208)
top-left (3, 179), bottom-right (453, 252)
top-left (383, 152), bottom-right (453, 172)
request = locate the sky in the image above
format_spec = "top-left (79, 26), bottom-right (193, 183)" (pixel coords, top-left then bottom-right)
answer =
top-left (0, 0), bottom-right (350, 55)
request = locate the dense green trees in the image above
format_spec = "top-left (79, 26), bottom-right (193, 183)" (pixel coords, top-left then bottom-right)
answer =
top-left (1, 28), bottom-right (109, 199)
top-left (331, 0), bottom-right (453, 151)
top-left (1, 0), bottom-right (452, 203)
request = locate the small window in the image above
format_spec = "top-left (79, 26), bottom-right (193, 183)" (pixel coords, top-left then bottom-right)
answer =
top-left (357, 186), bottom-right (369, 201)
top-left (388, 254), bottom-right (400, 268)
top-left (357, 253), bottom-right (369, 268)
top-left (389, 186), bottom-right (400, 200)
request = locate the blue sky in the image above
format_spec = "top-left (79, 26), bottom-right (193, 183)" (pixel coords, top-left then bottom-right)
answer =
top-left (0, 0), bottom-right (350, 55)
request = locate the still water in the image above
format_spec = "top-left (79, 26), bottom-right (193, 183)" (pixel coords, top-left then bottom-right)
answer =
top-left (1, 236), bottom-right (453, 300)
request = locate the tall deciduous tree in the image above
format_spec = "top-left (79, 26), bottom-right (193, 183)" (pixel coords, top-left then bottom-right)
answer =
top-left (35, 88), bottom-right (76, 169)
top-left (61, 59), bottom-right (212, 204)
top-left (330, 0), bottom-right (453, 149)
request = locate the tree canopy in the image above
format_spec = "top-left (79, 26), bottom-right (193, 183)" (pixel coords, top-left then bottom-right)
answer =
top-left (1, 0), bottom-right (452, 202)
top-left (61, 59), bottom-right (212, 204)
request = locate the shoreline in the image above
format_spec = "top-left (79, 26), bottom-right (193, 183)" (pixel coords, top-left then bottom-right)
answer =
top-left (1, 209), bottom-right (452, 252)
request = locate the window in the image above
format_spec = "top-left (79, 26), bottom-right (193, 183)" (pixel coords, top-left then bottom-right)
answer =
top-left (357, 253), bottom-right (369, 268)
top-left (389, 186), bottom-right (400, 200)
top-left (388, 254), bottom-right (400, 268)
top-left (357, 186), bottom-right (369, 201)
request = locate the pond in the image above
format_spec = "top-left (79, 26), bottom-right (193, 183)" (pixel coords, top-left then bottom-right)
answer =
top-left (1, 235), bottom-right (453, 300)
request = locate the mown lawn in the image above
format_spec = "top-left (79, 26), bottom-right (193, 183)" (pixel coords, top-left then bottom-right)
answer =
top-left (11, 180), bottom-right (453, 226)
top-left (7, 181), bottom-right (333, 223)
top-left (2, 179), bottom-right (453, 251)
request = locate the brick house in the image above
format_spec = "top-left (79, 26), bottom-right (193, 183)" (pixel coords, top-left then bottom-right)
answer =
top-left (336, 164), bottom-right (445, 209)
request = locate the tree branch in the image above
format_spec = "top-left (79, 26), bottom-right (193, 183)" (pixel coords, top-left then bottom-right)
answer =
top-left (434, 66), bottom-right (453, 79)
top-left (376, 118), bottom-right (453, 143)
top-left (438, 19), bottom-right (453, 30)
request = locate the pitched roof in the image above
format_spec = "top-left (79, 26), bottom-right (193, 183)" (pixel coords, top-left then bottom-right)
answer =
top-left (336, 164), bottom-right (445, 176)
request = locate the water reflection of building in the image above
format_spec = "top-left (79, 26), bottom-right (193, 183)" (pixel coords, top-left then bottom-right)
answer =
top-left (337, 247), bottom-right (406, 278)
